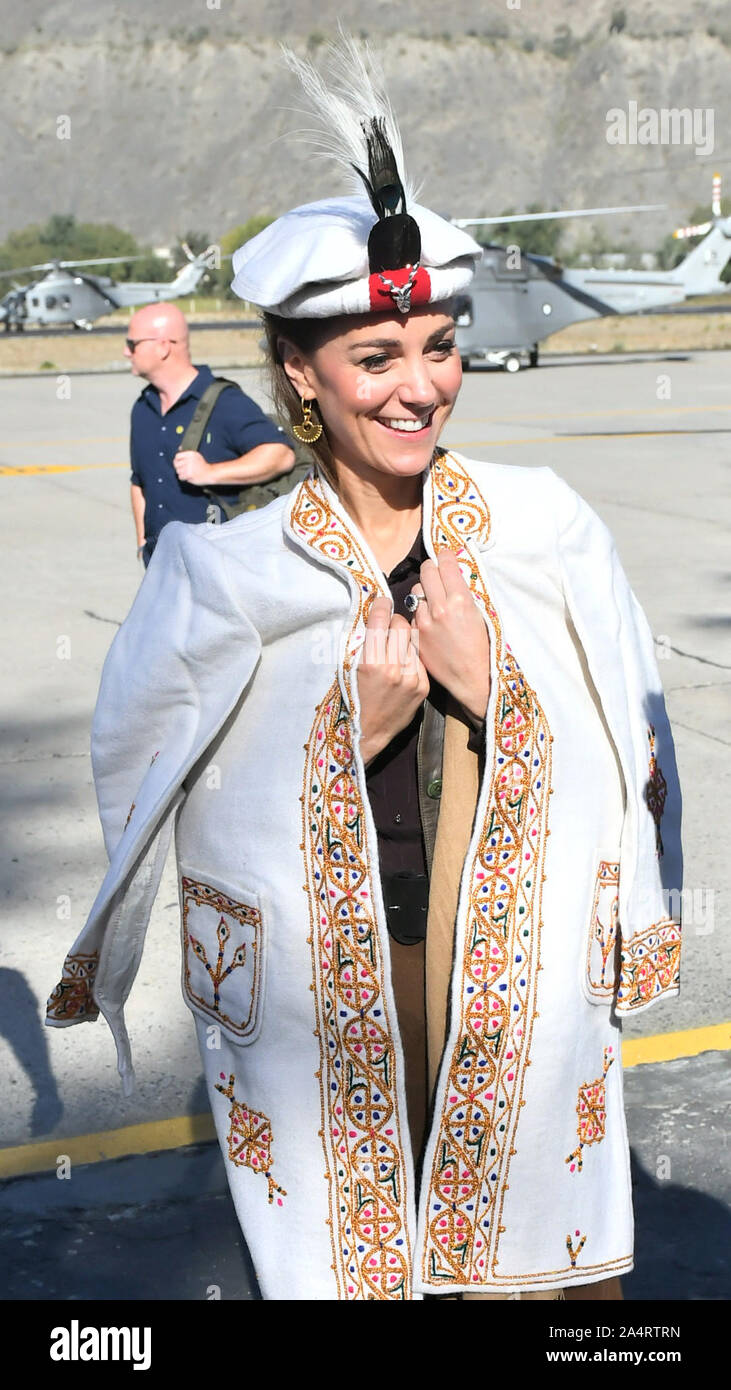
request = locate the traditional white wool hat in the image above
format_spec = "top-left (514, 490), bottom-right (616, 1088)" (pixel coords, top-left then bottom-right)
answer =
top-left (231, 35), bottom-right (482, 318)
top-left (232, 196), bottom-right (480, 319)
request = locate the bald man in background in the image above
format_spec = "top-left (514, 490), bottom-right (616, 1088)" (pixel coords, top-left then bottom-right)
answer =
top-left (125, 303), bottom-right (295, 565)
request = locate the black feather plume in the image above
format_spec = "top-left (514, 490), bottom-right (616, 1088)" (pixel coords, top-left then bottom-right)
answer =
top-left (352, 117), bottom-right (406, 218)
top-left (351, 117), bottom-right (422, 273)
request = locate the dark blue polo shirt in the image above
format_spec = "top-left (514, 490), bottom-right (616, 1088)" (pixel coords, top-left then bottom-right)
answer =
top-left (130, 364), bottom-right (291, 542)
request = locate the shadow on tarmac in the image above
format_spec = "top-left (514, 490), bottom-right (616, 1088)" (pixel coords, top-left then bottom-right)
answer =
top-left (0, 967), bottom-right (64, 1137)
top-left (624, 1148), bottom-right (730, 1301)
top-left (0, 1075), bottom-right (262, 1301)
top-left (0, 1132), bottom-right (727, 1300)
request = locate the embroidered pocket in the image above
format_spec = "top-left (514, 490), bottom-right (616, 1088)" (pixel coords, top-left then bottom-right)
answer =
top-left (583, 857), bottom-right (621, 1003)
top-left (179, 868), bottom-right (266, 1044)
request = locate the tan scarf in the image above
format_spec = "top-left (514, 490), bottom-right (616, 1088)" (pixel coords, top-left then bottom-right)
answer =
top-left (425, 699), bottom-right (481, 1098)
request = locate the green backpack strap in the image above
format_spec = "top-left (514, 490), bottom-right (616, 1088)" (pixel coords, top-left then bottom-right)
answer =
top-left (179, 379), bottom-right (236, 454)
top-left (179, 376), bottom-right (313, 521)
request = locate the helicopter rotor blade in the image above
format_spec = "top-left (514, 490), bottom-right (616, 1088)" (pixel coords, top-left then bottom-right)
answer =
top-left (55, 255), bottom-right (151, 269)
top-left (711, 172), bottom-right (722, 220)
top-left (0, 261), bottom-right (56, 277)
top-left (0, 253), bottom-right (150, 279)
top-left (452, 204), bottom-right (667, 227)
top-left (673, 221), bottom-right (713, 239)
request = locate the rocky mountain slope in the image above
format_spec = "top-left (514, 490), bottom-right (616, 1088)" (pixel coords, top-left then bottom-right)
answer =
top-left (2, 0), bottom-right (729, 249)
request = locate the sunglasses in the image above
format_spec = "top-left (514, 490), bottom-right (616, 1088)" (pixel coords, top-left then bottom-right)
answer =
top-left (125, 337), bottom-right (179, 352)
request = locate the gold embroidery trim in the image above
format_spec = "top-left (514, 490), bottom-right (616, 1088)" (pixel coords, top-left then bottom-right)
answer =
top-left (420, 452), bottom-right (553, 1288)
top-left (293, 473), bottom-right (412, 1301)
top-left (566, 1046), bottom-right (615, 1172)
top-left (617, 919), bottom-right (680, 1011)
top-left (214, 1073), bottom-right (286, 1205)
top-left (566, 1231), bottom-right (587, 1268)
top-left (181, 876), bottom-right (261, 1039)
top-left (291, 450), bottom-right (554, 1296)
top-left (585, 859), bottom-right (620, 998)
top-left (46, 951), bottom-right (100, 1024)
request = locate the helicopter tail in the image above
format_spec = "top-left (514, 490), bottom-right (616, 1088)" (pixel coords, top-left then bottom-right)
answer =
top-left (671, 223), bottom-right (731, 295)
top-left (160, 245), bottom-right (218, 298)
top-left (671, 173), bottom-right (731, 295)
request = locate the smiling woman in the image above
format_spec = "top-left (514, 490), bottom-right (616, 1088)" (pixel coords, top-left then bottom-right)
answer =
top-left (47, 32), bottom-right (683, 1303)
top-left (263, 305), bottom-right (461, 503)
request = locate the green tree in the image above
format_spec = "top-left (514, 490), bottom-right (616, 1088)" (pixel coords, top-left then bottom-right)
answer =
top-left (43, 213), bottom-right (77, 249)
top-left (562, 226), bottom-right (613, 267)
top-left (655, 232), bottom-right (685, 272)
top-left (0, 215), bottom-right (155, 281)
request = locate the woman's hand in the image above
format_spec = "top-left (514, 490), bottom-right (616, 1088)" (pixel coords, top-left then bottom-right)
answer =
top-left (356, 596), bottom-right (431, 767)
top-left (408, 547), bottom-right (491, 720)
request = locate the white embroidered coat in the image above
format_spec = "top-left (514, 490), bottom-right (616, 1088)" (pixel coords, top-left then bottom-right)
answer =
top-left (47, 449), bottom-right (682, 1300)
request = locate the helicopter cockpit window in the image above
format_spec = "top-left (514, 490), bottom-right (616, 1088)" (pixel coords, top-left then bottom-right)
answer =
top-left (60, 295), bottom-right (72, 309)
top-left (45, 295), bottom-right (57, 309)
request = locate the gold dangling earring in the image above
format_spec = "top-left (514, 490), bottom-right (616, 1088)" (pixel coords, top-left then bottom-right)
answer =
top-left (292, 396), bottom-right (323, 444)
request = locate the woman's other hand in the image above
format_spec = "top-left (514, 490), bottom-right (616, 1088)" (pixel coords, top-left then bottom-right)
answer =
top-left (408, 547), bottom-right (491, 721)
top-left (356, 596), bottom-right (430, 767)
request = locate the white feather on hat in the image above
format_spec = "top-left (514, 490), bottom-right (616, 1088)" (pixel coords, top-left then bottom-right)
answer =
top-left (231, 31), bottom-right (482, 318)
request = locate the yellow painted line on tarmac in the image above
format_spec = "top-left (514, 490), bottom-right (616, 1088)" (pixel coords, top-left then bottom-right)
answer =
top-left (622, 1020), bottom-right (730, 1068)
top-left (5, 433), bottom-right (702, 469)
top-left (459, 403), bottom-right (731, 426)
top-left (2, 438), bottom-right (678, 469)
top-left (0, 436), bottom-right (126, 449)
top-left (1, 407), bottom-right (728, 452)
top-left (0, 1112), bottom-right (217, 1181)
top-left (0, 462), bottom-right (127, 475)
top-left (448, 429), bottom-right (720, 447)
top-left (2, 404), bottom-right (729, 474)
top-left (0, 408), bottom-right (726, 453)
top-left (0, 1023), bottom-right (727, 1181)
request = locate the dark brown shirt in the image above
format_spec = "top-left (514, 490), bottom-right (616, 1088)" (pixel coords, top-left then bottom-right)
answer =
top-left (365, 530), bottom-right (486, 878)
top-left (364, 525), bottom-right (447, 872)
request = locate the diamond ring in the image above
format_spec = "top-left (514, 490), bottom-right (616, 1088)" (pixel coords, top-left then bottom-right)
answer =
top-left (404, 593), bottom-right (426, 614)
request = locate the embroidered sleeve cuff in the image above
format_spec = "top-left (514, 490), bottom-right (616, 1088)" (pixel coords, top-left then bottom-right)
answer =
top-left (46, 951), bottom-right (100, 1027)
top-left (615, 919), bottom-right (681, 1014)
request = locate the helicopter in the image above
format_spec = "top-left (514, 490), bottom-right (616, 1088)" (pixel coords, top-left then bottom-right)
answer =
top-left (0, 241), bottom-right (218, 332)
top-left (452, 175), bottom-right (731, 370)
